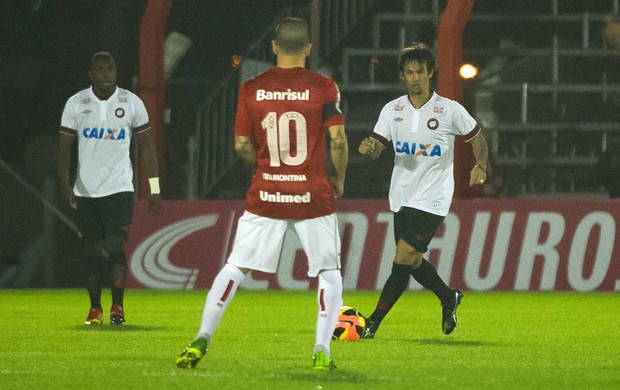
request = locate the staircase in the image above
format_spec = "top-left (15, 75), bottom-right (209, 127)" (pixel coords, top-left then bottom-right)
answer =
top-left (338, 0), bottom-right (620, 197)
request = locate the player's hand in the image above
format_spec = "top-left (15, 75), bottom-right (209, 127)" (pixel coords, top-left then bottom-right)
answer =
top-left (148, 194), bottom-right (162, 218)
top-left (62, 186), bottom-right (77, 209)
top-left (330, 176), bottom-right (344, 198)
top-left (358, 137), bottom-right (377, 155)
top-left (469, 164), bottom-right (487, 187)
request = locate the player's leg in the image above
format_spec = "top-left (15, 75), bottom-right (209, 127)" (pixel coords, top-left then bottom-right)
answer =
top-left (311, 269), bottom-right (342, 370)
top-left (410, 257), bottom-right (463, 334)
top-left (410, 258), bottom-right (453, 302)
top-left (365, 207), bottom-right (447, 337)
top-left (295, 214), bottom-right (343, 370)
top-left (177, 212), bottom-right (287, 368)
top-left (101, 192), bottom-right (134, 325)
top-left (400, 208), bottom-right (462, 334)
top-left (82, 240), bottom-right (106, 324)
top-left (76, 196), bottom-right (105, 325)
top-left (364, 239), bottom-right (420, 338)
top-left (176, 263), bottom-right (247, 368)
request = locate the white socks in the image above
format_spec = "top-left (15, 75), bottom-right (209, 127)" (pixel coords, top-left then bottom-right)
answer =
top-left (197, 263), bottom-right (246, 340)
top-left (196, 264), bottom-right (342, 359)
top-left (314, 269), bottom-right (343, 356)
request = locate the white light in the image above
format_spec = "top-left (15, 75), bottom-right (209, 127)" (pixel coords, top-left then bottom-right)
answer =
top-left (459, 64), bottom-right (478, 79)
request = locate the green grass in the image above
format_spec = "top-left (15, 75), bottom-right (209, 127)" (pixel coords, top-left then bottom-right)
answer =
top-left (1, 289), bottom-right (619, 389)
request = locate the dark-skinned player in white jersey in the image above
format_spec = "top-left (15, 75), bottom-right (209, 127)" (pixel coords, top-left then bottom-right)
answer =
top-left (358, 43), bottom-right (488, 338)
top-left (57, 51), bottom-right (161, 326)
top-left (176, 17), bottom-right (348, 371)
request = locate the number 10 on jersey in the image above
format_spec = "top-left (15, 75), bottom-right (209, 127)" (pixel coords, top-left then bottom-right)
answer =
top-left (261, 111), bottom-right (308, 167)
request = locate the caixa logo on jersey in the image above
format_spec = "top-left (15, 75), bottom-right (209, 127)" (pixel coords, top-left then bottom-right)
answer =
top-left (395, 141), bottom-right (442, 156)
top-left (82, 127), bottom-right (127, 140)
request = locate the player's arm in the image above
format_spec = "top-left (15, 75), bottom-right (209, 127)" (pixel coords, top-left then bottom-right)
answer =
top-left (135, 129), bottom-right (161, 217)
top-left (328, 124), bottom-right (348, 198)
top-left (468, 132), bottom-right (489, 187)
top-left (57, 129), bottom-right (77, 209)
top-left (234, 135), bottom-right (257, 171)
top-left (358, 135), bottom-right (386, 160)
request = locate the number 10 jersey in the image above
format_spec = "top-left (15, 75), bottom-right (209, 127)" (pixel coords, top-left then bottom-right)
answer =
top-left (234, 66), bottom-right (345, 219)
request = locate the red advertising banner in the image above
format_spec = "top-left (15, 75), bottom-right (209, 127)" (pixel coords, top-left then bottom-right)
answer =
top-left (126, 199), bottom-right (620, 291)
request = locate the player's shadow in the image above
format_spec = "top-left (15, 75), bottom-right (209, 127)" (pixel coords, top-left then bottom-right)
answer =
top-left (72, 324), bottom-right (163, 332)
top-left (382, 337), bottom-right (496, 347)
top-left (292, 369), bottom-right (368, 383)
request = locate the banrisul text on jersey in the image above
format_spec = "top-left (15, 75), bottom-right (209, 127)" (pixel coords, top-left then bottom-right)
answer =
top-left (256, 89), bottom-right (310, 101)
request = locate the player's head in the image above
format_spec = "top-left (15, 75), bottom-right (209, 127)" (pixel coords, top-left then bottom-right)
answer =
top-left (398, 43), bottom-right (435, 97)
top-left (273, 17), bottom-right (311, 56)
top-left (89, 51), bottom-right (117, 97)
top-left (398, 43), bottom-right (436, 77)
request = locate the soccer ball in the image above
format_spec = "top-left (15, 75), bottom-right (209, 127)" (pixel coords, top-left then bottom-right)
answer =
top-left (332, 306), bottom-right (366, 341)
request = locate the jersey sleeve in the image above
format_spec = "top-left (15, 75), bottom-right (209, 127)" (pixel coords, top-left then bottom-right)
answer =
top-left (131, 96), bottom-right (151, 133)
top-left (371, 103), bottom-right (393, 145)
top-left (59, 96), bottom-right (78, 135)
top-left (322, 79), bottom-right (345, 128)
top-left (451, 101), bottom-right (480, 142)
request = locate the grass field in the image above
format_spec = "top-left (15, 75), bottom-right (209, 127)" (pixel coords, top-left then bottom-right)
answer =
top-left (1, 289), bottom-right (619, 389)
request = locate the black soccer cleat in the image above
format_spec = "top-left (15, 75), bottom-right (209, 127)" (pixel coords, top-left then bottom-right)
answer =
top-left (362, 318), bottom-right (377, 339)
top-left (441, 290), bottom-right (463, 335)
top-left (109, 304), bottom-right (125, 325)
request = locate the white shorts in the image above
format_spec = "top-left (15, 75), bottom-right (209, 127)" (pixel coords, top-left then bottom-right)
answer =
top-left (227, 211), bottom-right (341, 277)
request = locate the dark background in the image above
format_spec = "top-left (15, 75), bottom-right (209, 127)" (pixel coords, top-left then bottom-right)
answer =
top-left (0, 0), bottom-right (310, 170)
top-left (0, 0), bottom-right (310, 283)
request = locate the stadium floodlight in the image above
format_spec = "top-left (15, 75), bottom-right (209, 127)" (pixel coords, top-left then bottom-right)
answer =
top-left (459, 63), bottom-right (478, 79)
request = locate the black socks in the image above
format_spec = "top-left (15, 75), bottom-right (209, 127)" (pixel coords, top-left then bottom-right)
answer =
top-left (368, 263), bottom-right (412, 328)
top-left (410, 258), bottom-right (452, 303)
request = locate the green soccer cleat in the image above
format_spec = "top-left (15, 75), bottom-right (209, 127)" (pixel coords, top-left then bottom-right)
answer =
top-left (313, 350), bottom-right (336, 371)
top-left (176, 337), bottom-right (208, 368)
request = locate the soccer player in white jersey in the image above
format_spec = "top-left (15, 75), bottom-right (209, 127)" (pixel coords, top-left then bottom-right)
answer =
top-left (358, 43), bottom-right (488, 338)
top-left (57, 51), bottom-right (161, 325)
top-left (176, 18), bottom-right (347, 371)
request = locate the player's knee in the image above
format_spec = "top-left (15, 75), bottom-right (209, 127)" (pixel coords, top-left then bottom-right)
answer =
top-left (318, 269), bottom-right (342, 286)
top-left (83, 240), bottom-right (106, 258)
top-left (104, 235), bottom-right (125, 254)
top-left (395, 239), bottom-right (423, 267)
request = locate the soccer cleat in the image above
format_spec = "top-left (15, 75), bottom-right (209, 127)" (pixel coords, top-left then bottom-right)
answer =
top-left (441, 290), bottom-right (463, 335)
top-left (313, 350), bottom-right (336, 371)
top-left (85, 307), bottom-right (103, 325)
top-left (176, 337), bottom-right (208, 369)
top-left (362, 318), bottom-right (376, 339)
top-left (109, 304), bottom-right (125, 325)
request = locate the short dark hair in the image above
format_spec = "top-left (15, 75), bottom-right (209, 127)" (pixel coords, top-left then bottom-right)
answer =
top-left (90, 51), bottom-right (115, 69)
top-left (398, 42), bottom-right (436, 73)
top-left (273, 17), bottom-right (310, 54)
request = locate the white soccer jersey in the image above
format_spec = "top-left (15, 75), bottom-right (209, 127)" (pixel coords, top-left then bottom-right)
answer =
top-left (372, 92), bottom-right (480, 216)
top-left (60, 86), bottom-right (150, 197)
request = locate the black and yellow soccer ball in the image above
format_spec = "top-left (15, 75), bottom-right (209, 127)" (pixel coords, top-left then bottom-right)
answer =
top-left (332, 306), bottom-right (367, 341)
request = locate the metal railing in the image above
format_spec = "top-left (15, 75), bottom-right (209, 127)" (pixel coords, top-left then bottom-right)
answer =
top-left (338, 0), bottom-right (620, 196)
top-left (187, 12), bottom-right (287, 199)
top-left (188, 1), bottom-right (379, 198)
